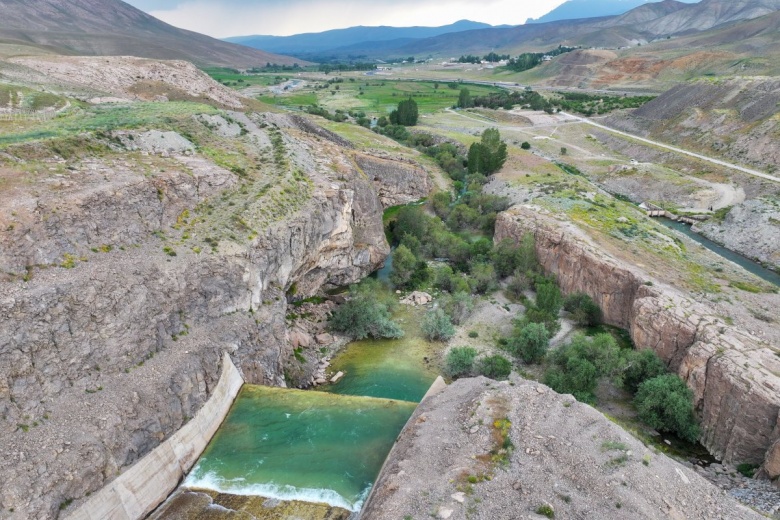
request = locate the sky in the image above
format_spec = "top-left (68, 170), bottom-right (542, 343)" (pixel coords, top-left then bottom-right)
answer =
top-left (123, 0), bottom-right (570, 38)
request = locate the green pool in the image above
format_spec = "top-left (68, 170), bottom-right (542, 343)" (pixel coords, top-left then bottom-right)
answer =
top-left (184, 385), bottom-right (416, 512)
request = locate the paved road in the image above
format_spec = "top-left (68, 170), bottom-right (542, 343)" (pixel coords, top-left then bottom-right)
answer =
top-left (561, 112), bottom-right (780, 184)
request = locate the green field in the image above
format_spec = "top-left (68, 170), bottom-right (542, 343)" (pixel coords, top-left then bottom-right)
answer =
top-left (259, 79), bottom-right (501, 117)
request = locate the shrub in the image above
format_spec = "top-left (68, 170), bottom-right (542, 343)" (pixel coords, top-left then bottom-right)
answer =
top-left (441, 291), bottom-right (474, 325)
top-left (330, 282), bottom-right (403, 340)
top-left (478, 354), bottom-right (512, 380)
top-left (390, 244), bottom-right (416, 288)
top-left (563, 292), bottom-right (602, 327)
top-left (623, 349), bottom-right (667, 394)
top-left (535, 279), bottom-right (562, 316)
top-left (634, 374), bottom-right (700, 443)
top-left (469, 262), bottom-right (497, 294)
top-left (544, 333), bottom-right (623, 403)
top-left (507, 322), bottom-right (550, 364)
top-left (505, 270), bottom-right (531, 300)
top-left (521, 142), bottom-right (531, 150)
top-left (446, 347), bottom-right (478, 378)
top-left (422, 308), bottom-right (456, 341)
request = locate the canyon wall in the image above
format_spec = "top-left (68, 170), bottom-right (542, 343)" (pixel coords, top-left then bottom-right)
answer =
top-left (67, 352), bottom-right (243, 520)
top-left (0, 112), bottom-right (431, 518)
top-left (495, 206), bottom-right (780, 479)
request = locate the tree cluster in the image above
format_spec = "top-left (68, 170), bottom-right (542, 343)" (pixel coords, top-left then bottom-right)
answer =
top-left (468, 128), bottom-right (508, 175)
top-left (389, 98), bottom-right (419, 126)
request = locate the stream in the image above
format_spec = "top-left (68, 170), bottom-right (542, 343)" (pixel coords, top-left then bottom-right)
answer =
top-left (659, 218), bottom-right (780, 287)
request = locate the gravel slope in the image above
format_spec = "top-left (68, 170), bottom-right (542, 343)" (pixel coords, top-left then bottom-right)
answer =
top-left (364, 377), bottom-right (764, 520)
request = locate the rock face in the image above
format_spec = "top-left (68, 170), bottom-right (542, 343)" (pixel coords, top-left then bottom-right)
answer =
top-left (694, 198), bottom-right (780, 271)
top-left (495, 206), bottom-right (780, 473)
top-left (356, 154), bottom-right (431, 207)
top-left (0, 111), bottom-right (430, 518)
top-left (364, 377), bottom-right (763, 520)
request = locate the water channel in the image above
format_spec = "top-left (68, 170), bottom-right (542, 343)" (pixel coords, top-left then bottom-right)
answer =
top-left (658, 218), bottom-right (780, 287)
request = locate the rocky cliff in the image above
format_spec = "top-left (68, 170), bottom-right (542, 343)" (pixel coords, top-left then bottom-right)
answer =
top-left (0, 109), bottom-right (431, 518)
top-left (495, 206), bottom-right (780, 481)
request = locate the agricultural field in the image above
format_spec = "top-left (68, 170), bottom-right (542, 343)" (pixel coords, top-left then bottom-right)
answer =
top-left (258, 79), bottom-right (501, 118)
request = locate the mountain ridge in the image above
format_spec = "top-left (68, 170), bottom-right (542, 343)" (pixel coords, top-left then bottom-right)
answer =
top-left (225, 20), bottom-right (510, 58)
top-left (0, 0), bottom-right (306, 67)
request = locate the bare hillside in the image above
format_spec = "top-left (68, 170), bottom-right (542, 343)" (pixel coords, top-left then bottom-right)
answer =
top-left (0, 0), bottom-right (306, 68)
top-left (606, 77), bottom-right (780, 172)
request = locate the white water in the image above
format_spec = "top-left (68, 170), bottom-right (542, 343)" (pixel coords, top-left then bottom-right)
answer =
top-left (184, 470), bottom-right (371, 512)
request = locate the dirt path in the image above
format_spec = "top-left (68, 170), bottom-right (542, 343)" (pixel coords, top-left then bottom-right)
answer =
top-left (562, 111), bottom-right (780, 184)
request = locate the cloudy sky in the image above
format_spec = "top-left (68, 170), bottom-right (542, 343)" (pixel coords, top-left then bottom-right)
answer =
top-left (124, 0), bottom-right (569, 37)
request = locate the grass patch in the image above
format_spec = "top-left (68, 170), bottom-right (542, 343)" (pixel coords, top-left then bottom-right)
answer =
top-left (729, 280), bottom-right (762, 293)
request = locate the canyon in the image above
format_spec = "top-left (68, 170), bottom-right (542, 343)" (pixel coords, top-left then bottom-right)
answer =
top-left (0, 105), bottom-right (430, 517)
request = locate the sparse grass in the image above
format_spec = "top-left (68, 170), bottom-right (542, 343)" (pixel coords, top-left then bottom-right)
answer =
top-left (729, 280), bottom-right (762, 293)
top-left (601, 440), bottom-right (629, 452)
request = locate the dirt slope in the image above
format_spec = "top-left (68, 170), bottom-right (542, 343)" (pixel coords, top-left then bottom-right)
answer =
top-left (365, 377), bottom-right (763, 520)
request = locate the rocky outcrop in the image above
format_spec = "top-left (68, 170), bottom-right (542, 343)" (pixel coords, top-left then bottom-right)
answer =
top-left (0, 111), bottom-right (430, 518)
top-left (9, 56), bottom-right (247, 108)
top-left (495, 206), bottom-right (780, 471)
top-left (364, 377), bottom-right (763, 519)
top-left (694, 198), bottom-right (780, 271)
top-left (356, 154), bottom-right (431, 208)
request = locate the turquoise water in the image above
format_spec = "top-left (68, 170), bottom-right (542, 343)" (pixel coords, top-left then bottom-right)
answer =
top-left (659, 218), bottom-right (780, 287)
top-left (184, 386), bottom-right (416, 511)
top-left (320, 306), bottom-right (439, 403)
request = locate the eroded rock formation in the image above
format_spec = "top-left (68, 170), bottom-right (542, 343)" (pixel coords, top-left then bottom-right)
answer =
top-left (495, 206), bottom-right (780, 479)
top-left (0, 111), bottom-right (431, 517)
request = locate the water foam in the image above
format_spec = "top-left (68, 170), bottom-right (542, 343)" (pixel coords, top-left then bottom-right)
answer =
top-left (184, 470), bottom-right (370, 512)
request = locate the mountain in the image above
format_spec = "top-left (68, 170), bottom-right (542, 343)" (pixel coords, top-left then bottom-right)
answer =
top-left (225, 20), bottom-right (508, 58)
top-left (368, 0), bottom-right (780, 59)
top-left (528, 0), bottom-right (678, 24)
top-left (633, 0), bottom-right (780, 35)
top-left (603, 0), bottom-right (690, 26)
top-left (0, 0), bottom-right (305, 67)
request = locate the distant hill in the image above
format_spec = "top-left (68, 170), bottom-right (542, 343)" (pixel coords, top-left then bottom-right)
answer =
top-left (0, 0), bottom-right (305, 68)
top-left (528, 0), bottom-right (659, 24)
top-left (361, 0), bottom-right (780, 59)
top-left (225, 20), bottom-right (509, 59)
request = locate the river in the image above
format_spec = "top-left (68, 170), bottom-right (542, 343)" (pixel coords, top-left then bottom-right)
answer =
top-left (659, 218), bottom-right (780, 287)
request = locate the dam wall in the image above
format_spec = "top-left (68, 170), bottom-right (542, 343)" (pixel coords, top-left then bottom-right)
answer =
top-left (66, 352), bottom-right (244, 520)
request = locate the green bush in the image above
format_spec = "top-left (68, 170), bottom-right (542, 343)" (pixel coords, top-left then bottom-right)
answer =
top-left (330, 281), bottom-right (403, 340)
top-left (507, 322), bottom-right (550, 364)
top-left (446, 347), bottom-right (478, 378)
top-left (562, 292), bottom-right (602, 327)
top-left (535, 279), bottom-right (562, 316)
top-left (634, 374), bottom-right (700, 443)
top-left (422, 308), bottom-right (455, 341)
top-left (478, 354), bottom-right (512, 380)
top-left (623, 349), bottom-right (667, 394)
top-left (544, 333), bottom-right (623, 403)
top-left (469, 262), bottom-right (497, 294)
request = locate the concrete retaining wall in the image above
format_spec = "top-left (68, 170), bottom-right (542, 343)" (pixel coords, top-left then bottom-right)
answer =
top-left (66, 352), bottom-right (244, 520)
